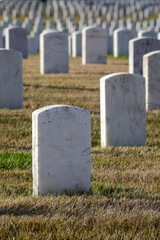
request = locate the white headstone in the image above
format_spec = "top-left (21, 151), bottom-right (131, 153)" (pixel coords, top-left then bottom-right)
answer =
top-left (129, 37), bottom-right (160, 75)
top-left (32, 105), bottom-right (91, 196)
top-left (40, 30), bottom-right (69, 74)
top-left (100, 73), bottom-right (146, 147)
top-left (68, 35), bottom-right (72, 56)
top-left (82, 26), bottom-right (107, 64)
top-left (5, 26), bottom-right (28, 58)
top-left (138, 29), bottom-right (157, 38)
top-left (107, 34), bottom-right (113, 55)
top-left (28, 35), bottom-right (39, 55)
top-left (113, 28), bottom-right (136, 57)
top-left (0, 49), bottom-right (23, 109)
top-left (143, 50), bottom-right (160, 110)
top-left (72, 30), bottom-right (82, 57)
top-left (0, 30), bottom-right (3, 48)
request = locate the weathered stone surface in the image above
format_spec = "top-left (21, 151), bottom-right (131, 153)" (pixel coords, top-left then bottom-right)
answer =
top-left (5, 26), bottom-right (28, 58)
top-left (68, 35), bottom-right (72, 56)
top-left (100, 73), bottom-right (146, 147)
top-left (129, 37), bottom-right (160, 75)
top-left (138, 29), bottom-right (157, 38)
top-left (40, 29), bottom-right (69, 74)
top-left (28, 35), bottom-right (39, 54)
top-left (114, 28), bottom-right (136, 57)
top-left (32, 105), bottom-right (91, 196)
top-left (82, 25), bottom-right (107, 64)
top-left (107, 34), bottom-right (113, 54)
top-left (72, 30), bottom-right (82, 57)
top-left (0, 30), bottom-right (3, 48)
top-left (143, 51), bottom-right (160, 110)
top-left (0, 49), bottom-right (23, 109)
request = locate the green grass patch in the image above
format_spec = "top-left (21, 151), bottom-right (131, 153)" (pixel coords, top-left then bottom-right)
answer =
top-left (0, 151), bottom-right (32, 170)
top-left (107, 54), bottom-right (129, 60)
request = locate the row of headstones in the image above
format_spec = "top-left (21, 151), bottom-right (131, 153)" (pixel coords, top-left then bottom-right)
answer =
top-left (2, 24), bottom-right (160, 61)
top-left (1, 0), bottom-right (159, 27)
top-left (32, 70), bottom-right (154, 195)
top-left (0, 45), bottom-right (160, 196)
top-left (70, 27), bottom-right (160, 58)
top-left (0, 44), bottom-right (159, 114)
top-left (1, 0), bottom-right (157, 21)
top-left (1, 26), bottom-right (160, 111)
top-left (1, 0), bottom-right (160, 36)
top-left (40, 26), bottom-right (107, 74)
top-left (2, 23), bottom-right (160, 80)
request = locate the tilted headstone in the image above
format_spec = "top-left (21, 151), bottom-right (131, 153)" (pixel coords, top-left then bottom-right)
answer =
top-left (129, 37), bottom-right (160, 75)
top-left (82, 25), bottom-right (107, 64)
top-left (143, 51), bottom-right (160, 110)
top-left (113, 28), bottom-right (136, 57)
top-left (100, 73), bottom-right (146, 147)
top-left (32, 105), bottom-right (91, 196)
top-left (0, 49), bottom-right (23, 109)
top-left (5, 26), bottom-right (28, 58)
top-left (40, 29), bottom-right (69, 74)
top-left (72, 30), bottom-right (82, 57)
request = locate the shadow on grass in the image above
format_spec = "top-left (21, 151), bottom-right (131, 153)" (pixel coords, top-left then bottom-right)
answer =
top-left (24, 83), bottom-right (99, 92)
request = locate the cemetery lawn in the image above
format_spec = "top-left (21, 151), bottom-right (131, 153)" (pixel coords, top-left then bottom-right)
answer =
top-left (0, 56), bottom-right (160, 239)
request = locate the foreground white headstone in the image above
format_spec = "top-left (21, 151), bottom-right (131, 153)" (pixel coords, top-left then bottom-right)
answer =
top-left (82, 26), bottom-right (107, 64)
top-left (5, 26), bottom-right (28, 58)
top-left (0, 49), bottom-right (23, 109)
top-left (32, 105), bottom-right (91, 196)
top-left (40, 30), bottom-right (69, 74)
top-left (143, 51), bottom-right (160, 110)
top-left (129, 37), bottom-right (160, 75)
top-left (100, 73), bottom-right (146, 147)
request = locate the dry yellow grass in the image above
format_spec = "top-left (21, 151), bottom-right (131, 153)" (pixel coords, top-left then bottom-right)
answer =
top-left (0, 55), bottom-right (160, 239)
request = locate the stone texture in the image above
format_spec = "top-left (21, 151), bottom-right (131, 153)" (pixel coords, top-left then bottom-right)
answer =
top-left (143, 51), bottom-right (160, 110)
top-left (129, 37), bottom-right (160, 75)
top-left (0, 30), bottom-right (3, 48)
top-left (107, 34), bottom-right (113, 55)
top-left (138, 29), bottom-right (157, 38)
top-left (5, 26), bottom-right (28, 58)
top-left (40, 29), bottom-right (69, 74)
top-left (72, 30), bottom-right (82, 57)
top-left (0, 49), bottom-right (23, 109)
top-left (68, 35), bottom-right (72, 56)
top-left (113, 28), bottom-right (136, 57)
top-left (32, 105), bottom-right (91, 196)
top-left (100, 73), bottom-right (146, 147)
top-left (28, 35), bottom-right (39, 54)
top-left (82, 25), bottom-right (107, 64)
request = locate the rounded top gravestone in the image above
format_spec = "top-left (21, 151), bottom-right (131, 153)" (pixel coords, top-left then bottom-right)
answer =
top-left (32, 105), bottom-right (91, 196)
top-left (0, 49), bottom-right (23, 109)
top-left (40, 29), bottom-right (69, 74)
top-left (5, 26), bottom-right (28, 58)
top-left (129, 37), bottom-right (160, 75)
top-left (82, 25), bottom-right (107, 64)
top-left (100, 73), bottom-right (146, 147)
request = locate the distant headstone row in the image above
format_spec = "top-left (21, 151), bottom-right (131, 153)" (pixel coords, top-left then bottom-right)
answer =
top-left (0, 0), bottom-right (160, 35)
top-left (0, 0), bottom-right (160, 57)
